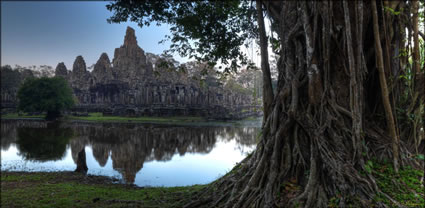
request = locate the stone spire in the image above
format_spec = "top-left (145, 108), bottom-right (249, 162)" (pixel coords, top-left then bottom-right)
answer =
top-left (123, 26), bottom-right (137, 47)
top-left (70, 55), bottom-right (92, 90)
top-left (113, 26), bottom-right (152, 82)
top-left (93, 53), bottom-right (114, 83)
top-left (99, 52), bottom-right (111, 62)
top-left (55, 62), bottom-right (68, 77)
top-left (72, 55), bottom-right (87, 74)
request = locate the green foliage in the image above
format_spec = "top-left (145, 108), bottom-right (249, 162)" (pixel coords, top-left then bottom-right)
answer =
top-left (328, 196), bottom-right (341, 208)
top-left (364, 160), bottom-right (374, 174)
top-left (17, 77), bottom-right (74, 116)
top-left (327, 160), bottom-right (425, 207)
top-left (384, 6), bottom-right (401, 15)
top-left (224, 76), bottom-right (251, 95)
top-left (325, 160), bottom-right (425, 207)
top-left (372, 160), bottom-right (424, 207)
top-left (106, 1), bottom-right (257, 73)
top-left (1, 65), bottom-right (21, 91)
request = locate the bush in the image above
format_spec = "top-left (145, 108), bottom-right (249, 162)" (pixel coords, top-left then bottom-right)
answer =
top-left (17, 77), bottom-right (74, 119)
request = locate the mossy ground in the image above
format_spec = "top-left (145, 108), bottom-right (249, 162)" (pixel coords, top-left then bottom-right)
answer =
top-left (1, 172), bottom-right (205, 208)
top-left (371, 160), bottom-right (424, 207)
top-left (325, 159), bottom-right (424, 208)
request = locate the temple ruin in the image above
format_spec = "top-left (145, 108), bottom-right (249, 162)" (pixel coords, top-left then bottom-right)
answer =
top-left (56, 27), bottom-right (258, 118)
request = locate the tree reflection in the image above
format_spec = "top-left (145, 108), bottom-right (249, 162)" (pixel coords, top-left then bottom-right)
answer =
top-left (15, 122), bottom-right (74, 162)
top-left (1, 120), bottom-right (17, 150)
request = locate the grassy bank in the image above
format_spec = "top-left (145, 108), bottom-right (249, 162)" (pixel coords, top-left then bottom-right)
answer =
top-left (1, 172), bottom-right (205, 208)
top-left (1, 112), bottom-right (262, 126)
top-left (67, 112), bottom-right (208, 124)
top-left (1, 113), bottom-right (44, 119)
top-left (2, 160), bottom-right (423, 208)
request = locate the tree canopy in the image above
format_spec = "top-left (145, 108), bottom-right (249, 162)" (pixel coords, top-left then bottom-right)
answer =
top-left (17, 77), bottom-right (74, 119)
top-left (107, 1), bottom-right (257, 73)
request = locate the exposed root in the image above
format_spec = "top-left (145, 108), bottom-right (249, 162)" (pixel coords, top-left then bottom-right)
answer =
top-left (181, 1), bottom-right (423, 207)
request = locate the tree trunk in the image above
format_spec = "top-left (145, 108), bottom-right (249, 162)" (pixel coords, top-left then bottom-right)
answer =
top-left (256, 0), bottom-right (274, 122)
top-left (46, 110), bottom-right (60, 121)
top-left (412, 0), bottom-right (420, 90)
top-left (74, 147), bottom-right (88, 174)
top-left (185, 1), bottom-right (420, 207)
top-left (371, 0), bottom-right (400, 173)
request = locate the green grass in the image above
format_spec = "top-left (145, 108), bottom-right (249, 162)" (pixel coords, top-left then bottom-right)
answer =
top-left (1, 112), bottom-right (262, 127)
top-left (67, 112), bottom-right (204, 123)
top-left (2, 160), bottom-right (423, 208)
top-left (1, 113), bottom-right (44, 119)
top-left (1, 172), bottom-right (204, 208)
top-left (325, 160), bottom-right (424, 208)
top-left (66, 113), bottom-right (261, 126)
top-left (372, 160), bottom-right (424, 207)
top-left (1, 173), bottom-right (50, 182)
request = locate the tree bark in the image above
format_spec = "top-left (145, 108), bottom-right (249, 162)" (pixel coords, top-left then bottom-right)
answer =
top-left (412, 0), bottom-right (420, 90)
top-left (184, 1), bottom-right (420, 207)
top-left (371, 0), bottom-right (400, 173)
top-left (256, 0), bottom-right (274, 123)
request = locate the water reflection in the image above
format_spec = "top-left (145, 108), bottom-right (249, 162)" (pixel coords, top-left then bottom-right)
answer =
top-left (1, 120), bottom-right (259, 185)
top-left (16, 124), bottom-right (74, 162)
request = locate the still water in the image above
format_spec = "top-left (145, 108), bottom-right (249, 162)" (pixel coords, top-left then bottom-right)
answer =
top-left (1, 120), bottom-right (259, 187)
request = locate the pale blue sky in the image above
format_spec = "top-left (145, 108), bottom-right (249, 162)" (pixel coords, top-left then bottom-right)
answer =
top-left (1, 1), bottom-right (188, 70)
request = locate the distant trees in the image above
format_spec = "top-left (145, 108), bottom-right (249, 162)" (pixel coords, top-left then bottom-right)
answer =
top-left (1, 66), bottom-right (24, 93)
top-left (1, 65), bottom-right (55, 103)
top-left (12, 64), bottom-right (55, 78)
top-left (17, 77), bottom-right (74, 120)
top-left (1, 65), bottom-right (34, 105)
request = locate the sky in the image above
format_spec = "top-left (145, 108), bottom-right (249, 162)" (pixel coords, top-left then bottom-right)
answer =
top-left (1, 1), bottom-right (189, 70)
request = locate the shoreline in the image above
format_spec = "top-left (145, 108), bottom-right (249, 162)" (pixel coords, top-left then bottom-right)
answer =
top-left (1, 171), bottom-right (204, 207)
top-left (1, 113), bottom-right (262, 127)
top-left (2, 162), bottom-right (424, 207)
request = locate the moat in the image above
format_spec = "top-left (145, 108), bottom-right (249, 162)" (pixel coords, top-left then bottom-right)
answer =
top-left (1, 119), bottom-right (260, 187)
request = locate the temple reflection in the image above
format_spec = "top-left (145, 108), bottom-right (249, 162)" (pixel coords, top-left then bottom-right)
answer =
top-left (1, 120), bottom-right (258, 184)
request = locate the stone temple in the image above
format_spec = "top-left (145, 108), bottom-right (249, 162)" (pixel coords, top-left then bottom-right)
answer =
top-left (52, 27), bottom-right (257, 118)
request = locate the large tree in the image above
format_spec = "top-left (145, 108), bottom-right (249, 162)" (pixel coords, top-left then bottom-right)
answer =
top-left (107, 0), bottom-right (424, 207)
top-left (17, 77), bottom-right (75, 120)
